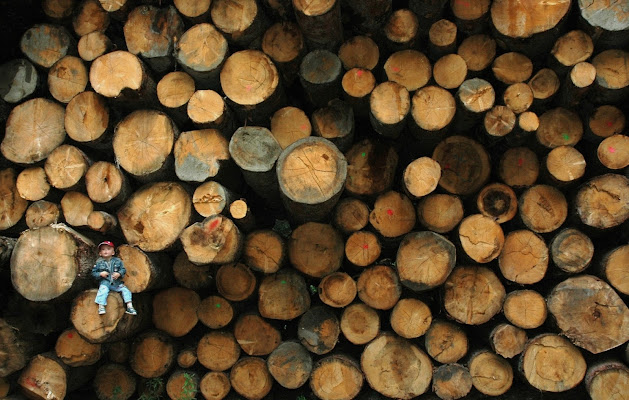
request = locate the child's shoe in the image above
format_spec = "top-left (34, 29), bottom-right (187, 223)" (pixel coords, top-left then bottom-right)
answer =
top-left (98, 305), bottom-right (106, 315)
top-left (125, 306), bottom-right (137, 315)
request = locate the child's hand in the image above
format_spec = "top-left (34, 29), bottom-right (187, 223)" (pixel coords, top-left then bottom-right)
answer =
top-left (100, 271), bottom-right (109, 278)
top-left (112, 272), bottom-right (121, 280)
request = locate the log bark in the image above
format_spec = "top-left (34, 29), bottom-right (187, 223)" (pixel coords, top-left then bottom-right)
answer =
top-left (432, 363), bottom-right (473, 400)
top-left (234, 313), bottom-right (281, 356)
top-left (257, 269), bottom-right (310, 321)
top-left (292, 0), bottom-right (343, 51)
top-left (444, 266), bottom-right (505, 325)
top-left (356, 264), bottom-right (401, 310)
top-left (343, 0), bottom-right (391, 35)
top-left (11, 224), bottom-right (95, 302)
top-left (498, 229), bottom-right (549, 285)
top-left (175, 23), bottom-right (228, 91)
top-left (361, 332), bottom-right (433, 399)
top-left (396, 231), bottom-right (456, 291)
top-left (339, 303), bottom-right (380, 346)
top-left (451, 0), bottom-right (490, 35)
top-left (129, 330), bottom-right (176, 378)
top-left (210, 0), bottom-right (270, 48)
top-left (267, 341), bottom-right (312, 390)
top-left (229, 357), bottom-right (272, 400)
top-left (117, 244), bottom-right (173, 293)
top-left (0, 59), bottom-right (39, 105)
top-left (299, 49), bottom-right (342, 109)
top-left (311, 99), bottom-right (354, 152)
top-left (310, 354), bottom-right (363, 400)
top-left (503, 289), bottom-right (547, 330)
top-left (519, 333), bottom-right (586, 392)
top-left (468, 350), bottom-right (513, 396)
top-left (288, 222), bottom-right (343, 278)
top-left (197, 331), bottom-right (240, 372)
top-left (172, 252), bottom-right (213, 291)
top-left (118, 181), bottom-right (192, 252)
top-left (20, 24), bottom-right (73, 69)
top-left (369, 81), bottom-right (410, 139)
top-left (547, 275), bottom-right (629, 354)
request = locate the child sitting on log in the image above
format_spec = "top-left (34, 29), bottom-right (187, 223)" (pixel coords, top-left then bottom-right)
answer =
top-left (91, 241), bottom-right (137, 315)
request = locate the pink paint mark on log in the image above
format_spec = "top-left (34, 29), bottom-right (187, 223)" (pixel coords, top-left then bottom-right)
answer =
top-left (363, 244), bottom-right (369, 249)
top-left (608, 146), bottom-right (616, 153)
top-left (356, 69), bottom-right (364, 77)
top-left (392, 66), bottom-right (400, 72)
top-left (386, 209), bottom-right (394, 216)
top-left (300, 124), bottom-right (307, 130)
top-left (67, 332), bottom-right (74, 338)
top-left (246, 85), bottom-right (252, 92)
top-left (517, 158), bottom-right (523, 167)
top-left (606, 121), bottom-right (613, 127)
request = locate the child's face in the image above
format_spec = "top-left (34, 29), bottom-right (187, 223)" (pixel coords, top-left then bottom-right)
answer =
top-left (99, 245), bottom-right (115, 258)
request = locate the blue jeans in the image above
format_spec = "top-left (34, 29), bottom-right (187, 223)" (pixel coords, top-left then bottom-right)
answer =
top-left (95, 282), bottom-right (132, 305)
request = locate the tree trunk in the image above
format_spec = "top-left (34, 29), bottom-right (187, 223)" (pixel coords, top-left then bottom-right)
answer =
top-left (482, 106), bottom-right (516, 144)
top-left (64, 91), bottom-right (112, 149)
top-left (197, 331), bottom-right (240, 372)
top-left (198, 295), bottom-right (233, 330)
top-left (267, 341), bottom-right (312, 390)
top-left (234, 313), bottom-right (281, 356)
top-left (597, 134), bottom-right (629, 171)
top-left (369, 81), bottom-right (410, 139)
top-left (129, 330), bottom-right (176, 378)
top-left (186, 90), bottom-right (237, 137)
top-left (433, 54), bottom-right (467, 91)
top-left (390, 297), bottom-right (432, 339)
top-left (424, 319), bottom-right (468, 364)
top-left (503, 289), bottom-right (547, 330)
top-left (528, 68), bottom-right (560, 111)
top-left (536, 107), bottom-right (583, 149)
top-left (416, 194), bottom-right (464, 234)
top-left (297, 306), bottom-right (340, 355)
top-left (344, 231), bottom-right (381, 268)
top-left (87, 210), bottom-right (118, 236)
top-left (288, 222), bottom-right (344, 278)
top-left (73, 0), bottom-right (109, 37)
top-left (451, 0), bottom-right (490, 35)
top-left (318, 271), bottom-right (356, 308)
top-left (310, 354), bottom-right (363, 400)
top-left (192, 181), bottom-right (238, 218)
top-left (215, 262), bottom-right (256, 302)
top-left (293, 0), bottom-right (343, 51)
top-left (498, 147), bottom-right (539, 188)
top-left (489, 323), bottom-right (528, 359)
top-left (369, 190), bottom-right (415, 244)
top-left (544, 145), bottom-right (587, 186)
top-left (356, 264), bottom-right (401, 310)
top-left (18, 353), bottom-right (71, 400)
top-left (444, 266), bottom-right (505, 325)
top-left (499, 229), bottom-right (548, 284)
top-left (180, 215), bottom-right (243, 266)
top-left (257, 269), bottom-right (310, 321)
top-left (210, 0), bottom-right (269, 48)
top-left (468, 350), bottom-right (513, 396)
top-left (339, 303), bottom-right (380, 346)
top-left (229, 357), bottom-right (272, 400)
top-left (453, 78), bottom-right (495, 131)
top-left (550, 29), bottom-right (594, 76)
top-left (175, 23), bottom-right (228, 91)
top-left (298, 49), bottom-right (343, 110)
top-left (549, 227), bottom-right (594, 274)
top-left (432, 363), bottom-right (473, 400)
top-left (16, 167), bottom-right (53, 203)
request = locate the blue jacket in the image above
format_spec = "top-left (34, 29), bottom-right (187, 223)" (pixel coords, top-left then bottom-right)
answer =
top-left (91, 256), bottom-right (126, 288)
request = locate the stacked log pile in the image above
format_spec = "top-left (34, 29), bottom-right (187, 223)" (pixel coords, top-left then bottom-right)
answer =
top-left (0, 0), bottom-right (628, 399)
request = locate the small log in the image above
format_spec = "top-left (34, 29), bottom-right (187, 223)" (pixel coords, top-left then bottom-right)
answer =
top-left (118, 181), bottom-right (192, 252)
top-left (492, 52), bottom-right (533, 86)
top-left (383, 50), bottom-right (431, 92)
top-left (340, 302), bottom-right (380, 345)
top-left (344, 138), bottom-right (398, 198)
top-left (503, 289), bottom-right (547, 330)
top-left (590, 49), bottom-right (629, 104)
top-left (396, 231), bottom-right (456, 291)
top-left (503, 82), bottom-right (533, 114)
top-left (453, 78), bottom-right (495, 131)
top-left (559, 61), bottom-right (597, 108)
top-left (428, 19), bottom-right (457, 61)
top-left (498, 146), bottom-right (539, 188)
top-left (60, 191), bottom-right (93, 227)
top-left (468, 350), bottom-right (513, 396)
top-left (338, 36), bottom-right (380, 71)
top-left (344, 230), bottom-right (381, 268)
top-left (85, 161), bottom-right (131, 209)
top-left (197, 331), bottom-right (240, 372)
top-left (0, 59), bottom-right (39, 105)
top-left (499, 229), bottom-right (549, 284)
top-left (11, 224), bottom-right (95, 302)
top-left (519, 184), bottom-right (568, 233)
top-left (299, 49), bottom-right (342, 109)
top-left (198, 295), bottom-right (233, 330)
top-left (20, 24), bottom-right (73, 69)
top-left (199, 371), bottom-right (231, 400)
top-left (598, 134), bottom-right (629, 171)
top-left (130, 330), bottom-right (176, 378)
top-left (547, 275), bottom-right (629, 354)
top-left (507, 111), bottom-right (540, 147)
top-left (585, 361), bottom-right (629, 400)
top-left (16, 167), bottom-right (52, 202)
top-left (476, 183), bottom-right (518, 224)
top-left (242, 229), bottom-right (285, 274)
top-left (292, 0), bottom-right (343, 51)
top-left (536, 107), bottom-right (583, 149)
top-left (210, 0), bottom-right (270, 48)
top-left (48, 56), bottom-right (87, 104)
top-left (157, 71), bottom-right (196, 128)
top-left (444, 266), bottom-right (505, 325)
top-left (0, 318), bottom-right (48, 377)
top-left (369, 81), bottom-right (410, 139)
top-left (528, 68), bottom-right (560, 110)
top-left (113, 109), bottom-right (178, 182)
top-left (192, 181), bottom-right (237, 218)
top-left (25, 200), bottom-right (62, 229)
top-left (342, 68), bottom-right (376, 119)
top-left (2, 98), bottom-right (66, 165)
top-left (382, 9), bottom-right (419, 52)
top-left (586, 105), bottom-right (626, 143)
top-left (457, 214), bottom-right (504, 263)
top-left (298, 306), bottom-right (340, 355)
top-left (544, 145), bottom-right (587, 185)
top-left (44, 144), bottom-right (91, 192)
top-left (390, 298), bottom-right (432, 339)
top-left (229, 199), bottom-right (256, 233)
top-left (174, 129), bottom-right (235, 183)
top-left (550, 227), bottom-right (594, 274)
top-left (172, 252), bottom-right (213, 291)
top-left (0, 168), bottom-right (28, 231)
top-left (489, 323), bottom-right (527, 359)
top-left (64, 91), bottom-right (111, 149)
top-left (77, 31), bottom-right (112, 62)
top-left (177, 348), bottom-right (197, 369)
top-left (600, 244), bottom-right (629, 295)
top-left (229, 357), bottom-right (272, 400)
top-left (288, 222), bottom-right (343, 278)
top-left (333, 197), bottom-right (370, 235)
top-left (457, 34), bottom-right (496, 76)
top-left (234, 313), bottom-right (281, 356)
top-left (117, 244), bottom-right (173, 293)
top-left (90, 51), bottom-right (157, 109)
top-left (318, 271), bottom-right (357, 308)
top-left (356, 264), bottom-right (401, 310)
top-left (270, 106), bottom-right (311, 150)
top-left (432, 363), bottom-right (473, 400)
top-left (215, 262), bottom-right (256, 302)
top-left (361, 332), bottom-right (433, 399)
top-left (550, 30), bottom-right (594, 76)
top-left (416, 194), bottom-right (464, 234)
top-left (369, 190), bottom-right (415, 243)
top-left (261, 22), bottom-right (305, 86)
top-left (519, 333), bottom-right (586, 392)
top-left (433, 54), bottom-right (467, 90)
top-left (483, 106), bottom-right (516, 144)
top-left (229, 126), bottom-right (282, 204)
top-left (92, 363), bottom-right (136, 400)
top-left (54, 328), bottom-right (102, 367)
top-left (70, 289), bottom-right (151, 344)
top-left (575, 174), bottom-right (629, 230)
top-left (257, 269), bottom-right (310, 321)
top-left (220, 50), bottom-right (285, 125)
top-left (451, 0), bottom-right (490, 35)
top-left (310, 354), bottom-right (363, 400)
top-left (175, 23), bottom-right (228, 91)
top-left (165, 370), bottom-right (199, 400)
top-left (267, 341), bottom-right (312, 390)
top-left (432, 135), bottom-right (491, 196)
top-left (73, 0), bottom-right (109, 37)
top-left (312, 99), bottom-right (354, 151)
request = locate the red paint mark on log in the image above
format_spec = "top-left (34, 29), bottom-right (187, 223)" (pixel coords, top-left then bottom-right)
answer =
top-left (386, 209), bottom-right (394, 216)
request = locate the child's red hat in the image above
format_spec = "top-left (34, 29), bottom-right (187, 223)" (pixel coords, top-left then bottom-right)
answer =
top-left (98, 241), bottom-right (114, 249)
